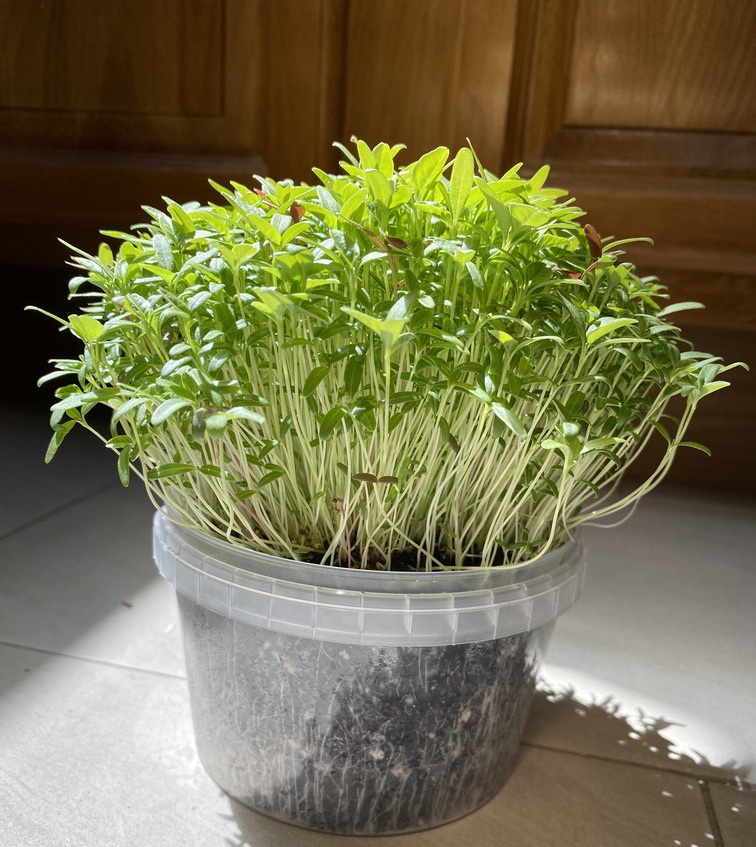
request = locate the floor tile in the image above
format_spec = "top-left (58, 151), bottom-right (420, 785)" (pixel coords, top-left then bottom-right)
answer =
top-left (0, 485), bottom-right (184, 676)
top-left (542, 485), bottom-right (756, 779)
top-left (0, 643), bottom-right (233, 847)
top-left (523, 687), bottom-right (749, 782)
top-left (708, 782), bottom-right (756, 847)
top-left (480, 745), bottom-right (716, 847)
top-left (0, 403), bottom-right (116, 536)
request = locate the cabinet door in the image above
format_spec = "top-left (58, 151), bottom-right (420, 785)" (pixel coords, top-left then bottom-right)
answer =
top-left (500, 0), bottom-right (756, 489)
top-left (0, 0), bottom-right (345, 264)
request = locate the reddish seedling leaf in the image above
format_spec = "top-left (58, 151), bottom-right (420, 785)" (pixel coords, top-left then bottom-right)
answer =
top-left (290, 202), bottom-right (305, 223)
top-left (377, 475), bottom-right (399, 484)
top-left (351, 221), bottom-right (388, 251)
top-left (584, 224), bottom-right (602, 260)
top-left (253, 188), bottom-right (276, 209)
top-left (385, 236), bottom-right (408, 250)
top-left (368, 232), bottom-right (388, 250)
top-left (353, 472), bottom-right (379, 484)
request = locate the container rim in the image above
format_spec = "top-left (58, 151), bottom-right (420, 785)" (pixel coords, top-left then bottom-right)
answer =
top-left (157, 509), bottom-right (582, 594)
top-left (153, 511), bottom-right (587, 645)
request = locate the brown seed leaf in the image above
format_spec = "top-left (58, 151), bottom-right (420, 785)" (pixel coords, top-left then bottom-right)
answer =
top-left (385, 236), bottom-right (408, 251)
top-left (353, 472), bottom-right (379, 484)
top-left (368, 232), bottom-right (388, 251)
top-left (584, 224), bottom-right (602, 260)
top-left (290, 202), bottom-right (305, 223)
top-left (377, 475), bottom-right (399, 484)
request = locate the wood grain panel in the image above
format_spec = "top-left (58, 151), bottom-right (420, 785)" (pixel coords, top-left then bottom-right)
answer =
top-left (0, 0), bottom-right (223, 116)
top-left (343, 0), bottom-right (517, 167)
top-left (0, 0), bottom-right (260, 154)
top-left (544, 170), bottom-right (756, 277)
top-left (543, 128), bottom-right (756, 179)
top-left (566, 0), bottom-right (756, 132)
top-left (504, 0), bottom-right (578, 169)
top-left (0, 146), bottom-right (265, 267)
top-left (259, 0), bottom-right (348, 181)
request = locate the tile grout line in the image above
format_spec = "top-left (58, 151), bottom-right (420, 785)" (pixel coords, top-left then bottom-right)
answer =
top-left (520, 740), bottom-right (755, 790)
top-left (0, 639), bottom-right (187, 682)
top-left (700, 781), bottom-right (726, 847)
top-left (0, 481), bottom-right (118, 542)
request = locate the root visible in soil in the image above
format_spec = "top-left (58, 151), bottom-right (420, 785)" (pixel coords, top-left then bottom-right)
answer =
top-left (179, 596), bottom-right (551, 834)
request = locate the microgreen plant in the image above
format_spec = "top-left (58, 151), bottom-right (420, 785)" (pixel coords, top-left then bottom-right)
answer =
top-left (31, 140), bottom-right (743, 570)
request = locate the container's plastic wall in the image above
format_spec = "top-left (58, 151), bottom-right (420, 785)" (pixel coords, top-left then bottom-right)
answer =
top-left (178, 594), bottom-right (555, 835)
top-left (153, 513), bottom-right (586, 834)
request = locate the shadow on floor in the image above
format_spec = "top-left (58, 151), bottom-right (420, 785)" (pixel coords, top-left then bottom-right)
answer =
top-left (524, 684), bottom-right (752, 782)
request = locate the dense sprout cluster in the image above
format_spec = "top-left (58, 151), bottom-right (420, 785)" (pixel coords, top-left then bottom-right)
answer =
top-left (34, 141), bottom-right (739, 569)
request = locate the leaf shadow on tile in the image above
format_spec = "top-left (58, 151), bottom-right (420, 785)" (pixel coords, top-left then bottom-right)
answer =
top-left (524, 684), bottom-right (752, 783)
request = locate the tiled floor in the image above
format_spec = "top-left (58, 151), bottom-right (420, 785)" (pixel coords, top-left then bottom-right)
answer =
top-left (1, 401), bottom-right (754, 847)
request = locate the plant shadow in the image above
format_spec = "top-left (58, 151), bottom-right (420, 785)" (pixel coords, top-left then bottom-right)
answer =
top-left (523, 683), bottom-right (751, 782)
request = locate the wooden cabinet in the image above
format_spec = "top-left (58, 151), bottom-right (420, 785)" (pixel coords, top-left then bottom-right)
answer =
top-left (3, 0), bottom-right (753, 487)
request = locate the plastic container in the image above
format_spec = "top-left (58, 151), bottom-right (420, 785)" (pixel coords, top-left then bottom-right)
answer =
top-left (153, 511), bottom-right (586, 835)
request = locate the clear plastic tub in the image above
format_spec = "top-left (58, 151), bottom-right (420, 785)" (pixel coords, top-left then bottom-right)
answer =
top-left (153, 511), bottom-right (585, 834)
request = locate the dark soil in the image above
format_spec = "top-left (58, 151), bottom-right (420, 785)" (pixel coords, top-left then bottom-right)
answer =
top-left (178, 595), bottom-right (553, 835)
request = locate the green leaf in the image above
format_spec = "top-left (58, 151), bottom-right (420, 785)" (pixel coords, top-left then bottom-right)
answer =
top-left (492, 402), bottom-right (527, 438)
top-left (527, 164), bottom-right (551, 192)
top-left (319, 406), bottom-right (347, 441)
top-left (449, 147), bottom-right (474, 223)
top-left (187, 290), bottom-right (213, 312)
top-left (657, 301), bottom-right (705, 318)
top-left (151, 398), bottom-right (193, 425)
top-left (111, 396), bottom-right (148, 425)
top-left (342, 307), bottom-right (405, 352)
top-left (698, 380), bottom-right (730, 396)
top-left (678, 441), bottom-right (712, 456)
top-left (146, 463), bottom-right (195, 479)
top-left (50, 391), bottom-right (99, 425)
top-left (153, 233), bottom-right (174, 270)
top-left (581, 437), bottom-right (622, 454)
top-left (44, 421), bottom-right (75, 463)
top-left (316, 186), bottom-right (340, 215)
top-left (167, 202), bottom-right (196, 237)
top-left (586, 317), bottom-right (637, 345)
top-left (410, 146), bottom-right (449, 197)
top-left (353, 472), bottom-right (379, 484)
top-left (478, 183), bottom-right (514, 240)
top-left (205, 413), bottom-right (229, 439)
top-left (365, 169), bottom-right (393, 209)
top-left (258, 467), bottom-right (286, 487)
top-left (226, 406), bottom-right (266, 425)
top-left (339, 187), bottom-right (368, 221)
top-left (344, 353), bottom-right (365, 396)
top-left (302, 365), bottom-right (330, 396)
top-left (68, 314), bottom-right (104, 342)
top-left (117, 446), bottom-right (132, 486)
top-left (466, 260), bottom-right (484, 289)
top-left (97, 242), bottom-right (114, 267)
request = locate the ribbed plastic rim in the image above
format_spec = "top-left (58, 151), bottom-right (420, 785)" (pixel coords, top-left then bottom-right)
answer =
top-left (152, 511), bottom-right (586, 646)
